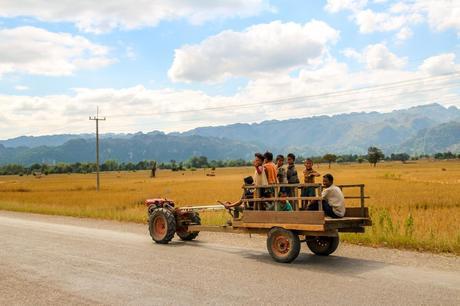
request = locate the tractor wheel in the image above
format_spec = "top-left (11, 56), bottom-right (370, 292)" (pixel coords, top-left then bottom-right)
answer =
top-left (149, 208), bottom-right (176, 244)
top-left (148, 205), bottom-right (159, 216)
top-left (177, 213), bottom-right (201, 241)
top-left (266, 227), bottom-right (300, 263)
top-left (306, 236), bottom-right (339, 256)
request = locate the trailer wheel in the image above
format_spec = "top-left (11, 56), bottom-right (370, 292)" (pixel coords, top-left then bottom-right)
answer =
top-left (149, 208), bottom-right (176, 244)
top-left (267, 227), bottom-right (300, 263)
top-left (177, 213), bottom-right (201, 241)
top-left (306, 236), bottom-right (339, 256)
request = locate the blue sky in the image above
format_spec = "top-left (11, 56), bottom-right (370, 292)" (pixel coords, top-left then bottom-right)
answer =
top-left (0, 0), bottom-right (459, 138)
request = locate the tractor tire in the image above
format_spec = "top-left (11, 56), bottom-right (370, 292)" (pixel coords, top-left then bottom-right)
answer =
top-left (177, 213), bottom-right (201, 241)
top-left (266, 227), bottom-right (300, 263)
top-left (149, 208), bottom-right (176, 244)
top-left (306, 236), bottom-right (339, 256)
top-left (148, 205), bottom-right (160, 216)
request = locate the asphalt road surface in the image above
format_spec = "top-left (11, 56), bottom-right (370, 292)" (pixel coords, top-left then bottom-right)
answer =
top-left (1, 211), bottom-right (459, 305)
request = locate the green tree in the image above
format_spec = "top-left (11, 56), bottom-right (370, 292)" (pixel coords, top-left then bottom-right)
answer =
top-left (367, 146), bottom-right (384, 167)
top-left (322, 153), bottom-right (337, 169)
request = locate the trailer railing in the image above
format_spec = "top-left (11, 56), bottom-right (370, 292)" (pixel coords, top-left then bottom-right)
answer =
top-left (241, 183), bottom-right (369, 217)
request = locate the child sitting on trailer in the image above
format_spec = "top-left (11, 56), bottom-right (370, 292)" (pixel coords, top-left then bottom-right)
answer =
top-left (271, 191), bottom-right (293, 211)
top-left (220, 176), bottom-right (254, 209)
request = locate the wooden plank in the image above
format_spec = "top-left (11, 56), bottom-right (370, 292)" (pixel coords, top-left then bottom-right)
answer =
top-left (242, 211), bottom-right (325, 225)
top-left (338, 227), bottom-right (365, 233)
top-left (188, 225), bottom-right (246, 233)
top-left (344, 207), bottom-right (369, 218)
top-left (244, 196), bottom-right (322, 202)
top-left (324, 217), bottom-right (372, 230)
top-left (337, 184), bottom-right (365, 188)
top-left (360, 185), bottom-right (365, 217)
top-left (344, 196), bottom-right (370, 199)
top-left (235, 222), bottom-right (325, 231)
top-left (243, 183), bottom-right (321, 188)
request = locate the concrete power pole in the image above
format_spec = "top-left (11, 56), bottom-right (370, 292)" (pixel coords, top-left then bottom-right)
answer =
top-left (89, 107), bottom-right (106, 191)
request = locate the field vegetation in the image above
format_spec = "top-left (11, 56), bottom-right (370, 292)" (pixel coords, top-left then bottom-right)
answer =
top-left (0, 160), bottom-right (459, 254)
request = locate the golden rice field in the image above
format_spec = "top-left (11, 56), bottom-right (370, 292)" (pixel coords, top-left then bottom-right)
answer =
top-left (0, 160), bottom-right (459, 254)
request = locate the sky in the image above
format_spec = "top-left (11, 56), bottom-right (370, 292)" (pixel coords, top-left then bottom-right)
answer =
top-left (0, 0), bottom-right (459, 139)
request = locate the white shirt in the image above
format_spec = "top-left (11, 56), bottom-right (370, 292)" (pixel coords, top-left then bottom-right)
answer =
top-left (321, 185), bottom-right (346, 217)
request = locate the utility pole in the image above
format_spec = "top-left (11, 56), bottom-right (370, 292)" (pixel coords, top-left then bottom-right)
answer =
top-left (89, 107), bottom-right (106, 191)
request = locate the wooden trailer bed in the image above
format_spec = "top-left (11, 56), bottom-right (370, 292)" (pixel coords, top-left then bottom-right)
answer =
top-left (232, 207), bottom-right (371, 233)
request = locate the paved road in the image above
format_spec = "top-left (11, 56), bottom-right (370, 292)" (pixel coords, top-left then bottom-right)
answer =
top-left (1, 211), bottom-right (459, 305)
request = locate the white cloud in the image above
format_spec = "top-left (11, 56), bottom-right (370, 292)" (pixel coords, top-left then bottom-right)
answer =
top-left (0, 26), bottom-right (114, 77)
top-left (342, 44), bottom-right (407, 70)
top-left (324, 0), bottom-right (368, 13)
top-left (325, 0), bottom-right (460, 38)
top-left (0, 0), bottom-right (272, 33)
top-left (125, 46), bottom-right (136, 60)
top-left (396, 27), bottom-right (413, 42)
top-left (1, 54), bottom-right (458, 139)
top-left (342, 48), bottom-right (361, 60)
top-left (364, 44), bottom-right (407, 69)
top-left (419, 53), bottom-right (459, 75)
top-left (354, 8), bottom-right (422, 34)
top-left (14, 85), bottom-right (29, 91)
top-left (168, 20), bottom-right (339, 82)
top-left (416, 0), bottom-right (460, 35)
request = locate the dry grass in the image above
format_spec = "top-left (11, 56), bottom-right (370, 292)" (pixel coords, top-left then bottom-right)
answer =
top-left (0, 160), bottom-right (459, 254)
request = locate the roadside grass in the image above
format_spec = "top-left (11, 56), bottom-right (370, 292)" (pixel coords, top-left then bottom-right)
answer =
top-left (0, 160), bottom-right (459, 254)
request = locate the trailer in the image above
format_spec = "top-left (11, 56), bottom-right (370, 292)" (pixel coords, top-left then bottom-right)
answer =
top-left (145, 183), bottom-right (372, 263)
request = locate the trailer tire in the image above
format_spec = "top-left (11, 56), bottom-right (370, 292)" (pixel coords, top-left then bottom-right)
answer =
top-left (267, 227), bottom-right (300, 263)
top-left (149, 208), bottom-right (176, 244)
top-left (306, 236), bottom-right (339, 256)
top-left (177, 213), bottom-right (201, 241)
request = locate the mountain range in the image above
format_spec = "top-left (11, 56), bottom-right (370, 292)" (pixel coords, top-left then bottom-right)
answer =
top-left (0, 103), bottom-right (459, 165)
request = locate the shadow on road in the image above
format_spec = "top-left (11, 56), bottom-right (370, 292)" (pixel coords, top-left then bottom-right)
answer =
top-left (242, 252), bottom-right (386, 276)
top-left (164, 239), bottom-right (386, 276)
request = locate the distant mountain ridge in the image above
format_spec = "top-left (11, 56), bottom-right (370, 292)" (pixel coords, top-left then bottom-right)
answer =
top-left (0, 103), bottom-right (459, 165)
top-left (183, 103), bottom-right (460, 154)
top-left (0, 134), bottom-right (259, 165)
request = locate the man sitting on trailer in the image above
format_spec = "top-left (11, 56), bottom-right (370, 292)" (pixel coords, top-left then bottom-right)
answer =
top-left (307, 174), bottom-right (345, 218)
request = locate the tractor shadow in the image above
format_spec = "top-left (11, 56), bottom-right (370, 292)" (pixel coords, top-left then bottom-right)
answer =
top-left (150, 239), bottom-right (384, 277)
top-left (166, 239), bottom-right (386, 277)
top-left (241, 250), bottom-right (387, 276)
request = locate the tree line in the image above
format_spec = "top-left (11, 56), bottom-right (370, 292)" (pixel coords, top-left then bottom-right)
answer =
top-left (0, 148), bottom-right (458, 176)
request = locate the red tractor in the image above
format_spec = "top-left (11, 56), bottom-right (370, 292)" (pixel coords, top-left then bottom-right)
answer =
top-left (145, 198), bottom-right (202, 243)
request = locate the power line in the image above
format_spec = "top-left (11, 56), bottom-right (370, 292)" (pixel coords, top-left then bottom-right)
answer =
top-left (103, 80), bottom-right (460, 128)
top-left (104, 95), bottom-right (460, 131)
top-left (9, 71), bottom-right (460, 138)
top-left (107, 71), bottom-right (460, 118)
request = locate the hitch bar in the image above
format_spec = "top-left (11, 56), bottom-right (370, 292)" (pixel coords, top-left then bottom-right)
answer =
top-left (177, 204), bottom-right (226, 212)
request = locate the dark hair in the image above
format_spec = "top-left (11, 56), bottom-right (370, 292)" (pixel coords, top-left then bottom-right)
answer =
top-left (305, 158), bottom-right (313, 163)
top-left (244, 176), bottom-right (254, 185)
top-left (264, 151), bottom-right (273, 161)
top-left (255, 153), bottom-right (264, 161)
top-left (287, 153), bottom-right (296, 160)
top-left (276, 154), bottom-right (284, 161)
top-left (323, 173), bottom-right (334, 183)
